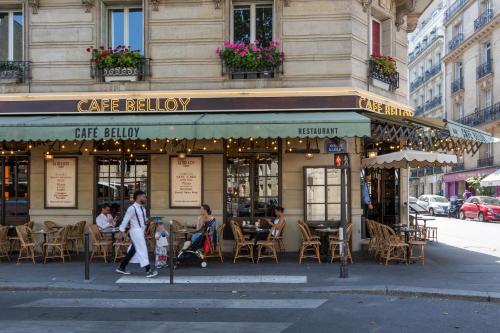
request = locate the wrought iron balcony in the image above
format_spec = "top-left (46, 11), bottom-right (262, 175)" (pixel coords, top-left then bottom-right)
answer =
top-left (222, 60), bottom-right (283, 80)
top-left (425, 64), bottom-right (441, 81)
top-left (415, 105), bottom-right (425, 115)
top-left (425, 96), bottom-right (442, 111)
top-left (410, 76), bottom-right (424, 92)
top-left (477, 60), bottom-right (493, 80)
top-left (0, 61), bottom-right (31, 83)
top-left (90, 58), bottom-right (150, 82)
top-left (477, 156), bottom-right (494, 168)
top-left (451, 162), bottom-right (464, 172)
top-left (408, 33), bottom-right (439, 64)
top-left (457, 102), bottom-right (500, 127)
top-left (410, 170), bottom-right (418, 178)
top-left (474, 9), bottom-right (494, 31)
top-left (368, 59), bottom-right (399, 90)
top-left (448, 33), bottom-right (464, 52)
top-left (445, 0), bottom-right (466, 23)
top-left (451, 77), bottom-right (464, 94)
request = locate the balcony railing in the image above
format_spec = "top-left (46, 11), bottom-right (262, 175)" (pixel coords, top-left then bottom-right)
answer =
top-left (222, 60), bottom-right (283, 80)
top-left (425, 96), bottom-right (442, 111)
top-left (457, 102), bottom-right (500, 127)
top-left (474, 9), bottom-right (494, 31)
top-left (477, 156), bottom-right (494, 168)
top-left (408, 33), bottom-right (439, 63)
top-left (477, 60), bottom-right (493, 79)
top-left (0, 61), bottom-right (31, 83)
top-left (451, 162), bottom-right (464, 172)
top-left (410, 170), bottom-right (418, 178)
top-left (90, 58), bottom-right (150, 82)
top-left (425, 167), bottom-right (443, 175)
top-left (445, 0), bottom-right (466, 23)
top-left (425, 64), bottom-right (441, 81)
top-left (415, 105), bottom-right (425, 115)
top-left (410, 76), bottom-right (424, 92)
top-left (368, 59), bottom-right (399, 90)
top-left (448, 33), bottom-right (464, 52)
top-left (451, 77), bottom-right (464, 93)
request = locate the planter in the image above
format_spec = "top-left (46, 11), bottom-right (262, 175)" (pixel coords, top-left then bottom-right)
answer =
top-left (102, 67), bottom-right (139, 82)
top-left (372, 77), bottom-right (391, 90)
top-left (0, 70), bottom-right (21, 84)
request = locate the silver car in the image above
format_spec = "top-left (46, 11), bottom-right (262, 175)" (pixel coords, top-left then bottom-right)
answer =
top-left (416, 195), bottom-right (450, 216)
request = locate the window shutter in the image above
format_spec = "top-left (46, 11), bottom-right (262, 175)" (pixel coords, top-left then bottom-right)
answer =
top-left (371, 20), bottom-right (381, 55)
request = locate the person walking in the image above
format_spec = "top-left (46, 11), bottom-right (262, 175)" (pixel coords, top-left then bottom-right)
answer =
top-left (115, 190), bottom-right (158, 278)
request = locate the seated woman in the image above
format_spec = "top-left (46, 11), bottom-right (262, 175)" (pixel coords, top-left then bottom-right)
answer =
top-left (267, 206), bottom-right (286, 238)
top-left (185, 204), bottom-right (217, 252)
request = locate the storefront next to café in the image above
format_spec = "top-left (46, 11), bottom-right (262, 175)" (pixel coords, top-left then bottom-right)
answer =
top-left (0, 87), bottom-right (488, 252)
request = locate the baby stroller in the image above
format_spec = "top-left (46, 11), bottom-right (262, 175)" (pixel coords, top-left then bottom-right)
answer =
top-left (176, 219), bottom-right (216, 268)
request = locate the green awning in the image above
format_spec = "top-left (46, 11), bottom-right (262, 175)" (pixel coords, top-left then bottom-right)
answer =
top-left (446, 120), bottom-right (497, 143)
top-left (0, 112), bottom-right (370, 141)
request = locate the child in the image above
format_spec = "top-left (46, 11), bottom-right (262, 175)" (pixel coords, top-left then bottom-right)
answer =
top-left (155, 223), bottom-right (169, 268)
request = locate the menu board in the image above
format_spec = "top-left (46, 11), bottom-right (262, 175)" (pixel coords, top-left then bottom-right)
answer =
top-left (45, 157), bottom-right (78, 208)
top-left (170, 156), bottom-right (203, 208)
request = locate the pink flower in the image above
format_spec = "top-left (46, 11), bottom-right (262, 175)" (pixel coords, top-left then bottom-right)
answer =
top-left (86, 47), bottom-right (91, 52)
top-left (216, 47), bottom-right (221, 54)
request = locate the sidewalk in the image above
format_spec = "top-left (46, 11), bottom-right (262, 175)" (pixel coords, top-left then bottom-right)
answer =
top-left (2, 241), bottom-right (500, 302)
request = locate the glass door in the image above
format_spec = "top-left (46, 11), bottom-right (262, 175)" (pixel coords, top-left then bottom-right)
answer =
top-left (0, 156), bottom-right (29, 226)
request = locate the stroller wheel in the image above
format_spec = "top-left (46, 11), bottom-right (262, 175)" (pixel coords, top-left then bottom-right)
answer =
top-left (201, 261), bottom-right (207, 268)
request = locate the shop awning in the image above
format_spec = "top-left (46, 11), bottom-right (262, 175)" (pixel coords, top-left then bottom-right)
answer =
top-left (0, 112), bottom-right (371, 141)
top-left (480, 169), bottom-right (500, 187)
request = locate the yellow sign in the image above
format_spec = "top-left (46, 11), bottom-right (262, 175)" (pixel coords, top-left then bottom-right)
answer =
top-left (358, 97), bottom-right (414, 117)
top-left (77, 97), bottom-right (191, 113)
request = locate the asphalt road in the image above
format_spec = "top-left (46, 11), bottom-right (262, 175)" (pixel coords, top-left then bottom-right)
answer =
top-left (1, 290), bottom-right (499, 333)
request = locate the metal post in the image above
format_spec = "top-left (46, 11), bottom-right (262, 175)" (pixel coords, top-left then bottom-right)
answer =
top-left (339, 168), bottom-right (348, 278)
top-left (169, 220), bottom-right (174, 285)
top-left (84, 232), bottom-right (90, 281)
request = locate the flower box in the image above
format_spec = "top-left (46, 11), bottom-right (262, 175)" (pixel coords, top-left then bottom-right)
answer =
top-left (87, 45), bottom-right (145, 83)
top-left (368, 54), bottom-right (399, 90)
top-left (103, 67), bottom-right (140, 82)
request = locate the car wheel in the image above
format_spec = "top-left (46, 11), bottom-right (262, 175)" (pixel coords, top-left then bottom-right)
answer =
top-left (429, 208), bottom-right (435, 216)
top-left (478, 213), bottom-right (485, 222)
top-left (459, 211), bottom-right (465, 220)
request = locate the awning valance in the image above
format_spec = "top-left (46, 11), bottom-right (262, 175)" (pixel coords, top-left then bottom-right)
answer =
top-left (0, 112), bottom-right (371, 141)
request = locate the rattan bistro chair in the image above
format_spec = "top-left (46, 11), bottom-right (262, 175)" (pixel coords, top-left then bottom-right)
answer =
top-left (89, 224), bottom-right (112, 263)
top-left (230, 220), bottom-right (254, 263)
top-left (113, 230), bottom-right (131, 262)
top-left (16, 225), bottom-right (40, 264)
top-left (298, 222), bottom-right (321, 264)
top-left (329, 223), bottom-right (353, 263)
top-left (43, 225), bottom-right (71, 263)
top-left (381, 224), bottom-right (408, 265)
top-left (204, 223), bottom-right (225, 263)
top-left (0, 226), bottom-right (11, 262)
top-left (256, 228), bottom-right (279, 263)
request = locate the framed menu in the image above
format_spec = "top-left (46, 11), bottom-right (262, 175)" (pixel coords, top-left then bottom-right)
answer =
top-left (45, 157), bottom-right (78, 208)
top-left (170, 156), bottom-right (203, 208)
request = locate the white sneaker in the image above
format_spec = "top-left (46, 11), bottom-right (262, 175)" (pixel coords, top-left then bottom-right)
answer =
top-left (146, 270), bottom-right (159, 278)
top-left (116, 268), bottom-right (131, 275)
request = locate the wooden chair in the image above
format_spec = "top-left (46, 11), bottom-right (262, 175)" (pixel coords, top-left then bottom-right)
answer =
top-left (380, 224), bottom-right (408, 265)
top-left (372, 221), bottom-right (386, 260)
top-left (408, 239), bottom-right (426, 264)
top-left (298, 220), bottom-right (320, 241)
top-left (88, 224), bottom-right (112, 262)
top-left (256, 228), bottom-right (279, 263)
top-left (329, 223), bottom-right (353, 264)
top-left (298, 223), bottom-right (321, 264)
top-left (426, 226), bottom-right (438, 242)
top-left (230, 220), bottom-right (254, 263)
top-left (42, 220), bottom-right (59, 243)
top-left (0, 225), bottom-right (10, 261)
top-left (145, 222), bottom-right (156, 252)
top-left (113, 230), bottom-right (131, 262)
top-left (204, 223), bottom-right (225, 263)
top-left (16, 225), bottom-right (40, 264)
top-left (273, 223), bottom-right (286, 253)
top-left (67, 221), bottom-right (86, 254)
top-left (43, 225), bottom-right (71, 263)
top-left (366, 220), bottom-right (378, 257)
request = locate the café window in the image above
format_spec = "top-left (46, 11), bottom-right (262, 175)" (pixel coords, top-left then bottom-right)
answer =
top-left (0, 10), bottom-right (23, 61)
top-left (0, 156), bottom-right (29, 226)
top-left (304, 167), bottom-right (346, 223)
top-left (107, 7), bottom-right (143, 53)
top-left (231, 2), bottom-right (273, 45)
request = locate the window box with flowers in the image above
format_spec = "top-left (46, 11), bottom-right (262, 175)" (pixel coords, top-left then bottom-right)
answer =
top-left (217, 41), bottom-right (284, 79)
top-left (87, 46), bottom-right (149, 82)
top-left (368, 54), bottom-right (399, 90)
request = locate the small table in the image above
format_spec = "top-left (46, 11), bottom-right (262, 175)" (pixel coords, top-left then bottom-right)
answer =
top-left (314, 228), bottom-right (339, 261)
top-left (417, 217), bottom-right (435, 228)
top-left (176, 228), bottom-right (196, 241)
top-left (101, 227), bottom-right (120, 243)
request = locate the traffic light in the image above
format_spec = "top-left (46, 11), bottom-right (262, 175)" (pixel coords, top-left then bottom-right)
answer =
top-left (334, 154), bottom-right (349, 168)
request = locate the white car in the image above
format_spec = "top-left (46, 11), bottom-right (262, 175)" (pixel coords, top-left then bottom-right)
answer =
top-left (416, 195), bottom-right (450, 216)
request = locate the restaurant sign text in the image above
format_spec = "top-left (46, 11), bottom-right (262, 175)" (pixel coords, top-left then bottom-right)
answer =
top-left (77, 97), bottom-right (191, 113)
top-left (74, 127), bottom-right (140, 139)
top-left (358, 97), bottom-right (414, 117)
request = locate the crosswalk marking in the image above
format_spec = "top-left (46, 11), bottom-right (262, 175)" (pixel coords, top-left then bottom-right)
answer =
top-left (16, 298), bottom-right (327, 309)
top-left (0, 320), bottom-right (292, 333)
top-left (116, 275), bottom-right (307, 284)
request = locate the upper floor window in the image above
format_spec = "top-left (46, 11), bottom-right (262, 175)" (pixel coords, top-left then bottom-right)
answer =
top-left (452, 22), bottom-right (463, 37)
top-left (480, 0), bottom-right (492, 12)
top-left (232, 2), bottom-right (273, 46)
top-left (0, 11), bottom-right (23, 61)
top-left (370, 18), bottom-right (382, 55)
top-left (484, 88), bottom-right (492, 108)
top-left (454, 62), bottom-right (463, 79)
top-left (483, 41), bottom-right (491, 63)
top-left (108, 7), bottom-right (143, 53)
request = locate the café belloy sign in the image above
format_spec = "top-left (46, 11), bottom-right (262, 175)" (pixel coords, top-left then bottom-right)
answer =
top-left (357, 97), bottom-right (414, 117)
top-left (77, 97), bottom-right (191, 112)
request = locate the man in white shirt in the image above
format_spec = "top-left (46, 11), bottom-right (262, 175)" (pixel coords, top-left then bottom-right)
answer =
top-left (116, 190), bottom-right (158, 278)
top-left (96, 204), bottom-right (115, 230)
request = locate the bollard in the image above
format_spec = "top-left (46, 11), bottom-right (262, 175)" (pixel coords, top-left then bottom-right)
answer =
top-left (169, 220), bottom-right (174, 285)
top-left (339, 227), bottom-right (348, 278)
top-left (84, 232), bottom-right (90, 281)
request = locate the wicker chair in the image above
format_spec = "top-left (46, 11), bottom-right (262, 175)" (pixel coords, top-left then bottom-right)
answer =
top-left (113, 230), bottom-right (131, 262)
top-left (204, 223), bottom-right (225, 263)
top-left (43, 225), bottom-right (71, 263)
top-left (67, 221), bottom-right (86, 254)
top-left (0, 225), bottom-right (10, 261)
top-left (145, 222), bottom-right (156, 252)
top-left (380, 224), bottom-right (408, 265)
top-left (298, 220), bottom-right (320, 241)
top-left (273, 223), bottom-right (286, 253)
top-left (256, 228), bottom-right (279, 263)
top-left (88, 224), bottom-right (112, 262)
top-left (16, 225), bottom-right (40, 264)
top-left (230, 220), bottom-right (254, 263)
top-left (42, 220), bottom-right (60, 243)
top-left (298, 223), bottom-right (321, 264)
top-left (329, 223), bottom-right (353, 263)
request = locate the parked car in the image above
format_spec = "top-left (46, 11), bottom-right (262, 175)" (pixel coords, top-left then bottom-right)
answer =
top-left (459, 196), bottom-right (500, 222)
top-left (416, 195), bottom-right (450, 216)
top-left (409, 196), bottom-right (418, 204)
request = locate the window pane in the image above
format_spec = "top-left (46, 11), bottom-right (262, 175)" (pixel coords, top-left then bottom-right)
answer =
top-left (307, 204), bottom-right (325, 221)
top-left (110, 9), bottom-right (124, 49)
top-left (256, 4), bottom-right (273, 46)
top-left (327, 186), bottom-right (340, 203)
top-left (327, 204), bottom-right (341, 221)
top-left (128, 8), bottom-right (143, 53)
top-left (306, 168), bottom-right (325, 185)
top-left (307, 186), bottom-right (325, 204)
top-left (233, 5), bottom-right (250, 44)
top-left (13, 12), bottom-right (22, 61)
top-left (327, 169), bottom-right (341, 185)
top-left (0, 13), bottom-right (8, 61)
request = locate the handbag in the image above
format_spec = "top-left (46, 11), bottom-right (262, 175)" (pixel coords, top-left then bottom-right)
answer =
top-left (203, 235), bottom-right (213, 254)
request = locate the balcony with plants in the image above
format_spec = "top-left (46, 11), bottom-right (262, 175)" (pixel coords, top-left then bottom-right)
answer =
top-left (218, 41), bottom-right (284, 79)
top-left (368, 54), bottom-right (399, 90)
top-left (474, 9), bottom-right (494, 31)
top-left (0, 61), bottom-right (31, 84)
top-left (87, 46), bottom-right (150, 82)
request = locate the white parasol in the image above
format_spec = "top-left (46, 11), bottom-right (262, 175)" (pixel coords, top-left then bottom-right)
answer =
top-left (480, 169), bottom-right (500, 187)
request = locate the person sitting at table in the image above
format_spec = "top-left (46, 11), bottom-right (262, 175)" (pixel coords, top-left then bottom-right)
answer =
top-left (96, 204), bottom-right (116, 230)
top-left (266, 206), bottom-right (286, 237)
top-left (182, 204), bottom-right (217, 252)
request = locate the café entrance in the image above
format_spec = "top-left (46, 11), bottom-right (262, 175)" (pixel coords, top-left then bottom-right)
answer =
top-left (0, 155), bottom-right (29, 226)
